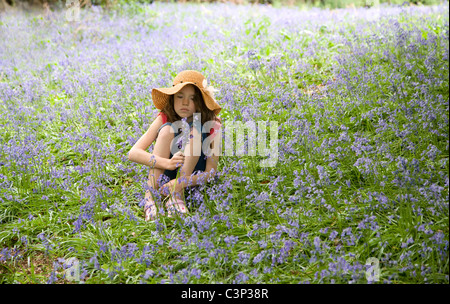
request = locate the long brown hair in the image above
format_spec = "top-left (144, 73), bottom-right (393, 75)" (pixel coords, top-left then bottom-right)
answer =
top-left (162, 85), bottom-right (218, 124)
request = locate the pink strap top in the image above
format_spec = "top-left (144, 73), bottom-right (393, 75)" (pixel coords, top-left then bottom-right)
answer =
top-left (158, 112), bottom-right (221, 137)
top-left (159, 112), bottom-right (168, 124)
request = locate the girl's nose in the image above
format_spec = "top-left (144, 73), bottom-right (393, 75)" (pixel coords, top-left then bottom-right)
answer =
top-left (182, 97), bottom-right (189, 105)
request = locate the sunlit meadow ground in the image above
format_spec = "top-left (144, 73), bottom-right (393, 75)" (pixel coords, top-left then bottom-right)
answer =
top-left (0, 2), bottom-right (448, 284)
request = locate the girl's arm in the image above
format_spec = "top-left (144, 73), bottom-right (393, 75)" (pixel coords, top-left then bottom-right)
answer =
top-left (128, 115), bottom-right (170, 170)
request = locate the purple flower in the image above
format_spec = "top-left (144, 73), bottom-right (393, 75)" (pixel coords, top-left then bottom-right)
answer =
top-left (253, 251), bottom-right (265, 264)
top-left (329, 230), bottom-right (338, 240)
top-left (313, 236), bottom-right (321, 251)
top-left (143, 269), bottom-right (155, 279)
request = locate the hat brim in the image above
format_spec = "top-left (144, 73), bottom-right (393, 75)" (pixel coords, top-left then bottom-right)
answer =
top-left (152, 82), bottom-right (221, 115)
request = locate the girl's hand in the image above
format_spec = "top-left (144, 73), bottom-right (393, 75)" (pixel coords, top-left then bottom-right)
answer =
top-left (166, 151), bottom-right (185, 171)
top-left (160, 179), bottom-right (183, 196)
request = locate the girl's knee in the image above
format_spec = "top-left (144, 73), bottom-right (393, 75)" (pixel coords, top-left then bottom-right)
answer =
top-left (184, 154), bottom-right (200, 166)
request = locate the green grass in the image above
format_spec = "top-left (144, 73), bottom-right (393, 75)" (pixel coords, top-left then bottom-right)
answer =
top-left (0, 2), bottom-right (448, 284)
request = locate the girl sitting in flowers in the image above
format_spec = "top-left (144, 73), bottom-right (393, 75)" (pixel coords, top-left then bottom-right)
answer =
top-left (128, 70), bottom-right (222, 221)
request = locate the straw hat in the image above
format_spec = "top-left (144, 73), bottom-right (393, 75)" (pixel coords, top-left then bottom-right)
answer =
top-left (152, 70), bottom-right (221, 115)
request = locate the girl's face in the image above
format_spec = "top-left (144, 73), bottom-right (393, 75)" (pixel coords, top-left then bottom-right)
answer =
top-left (173, 84), bottom-right (197, 121)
